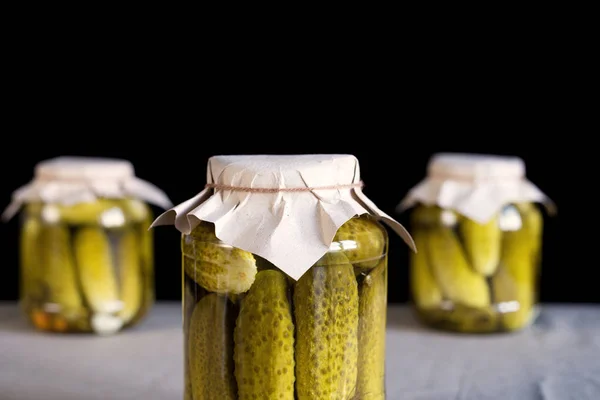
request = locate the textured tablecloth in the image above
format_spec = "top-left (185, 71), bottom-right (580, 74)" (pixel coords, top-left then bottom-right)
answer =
top-left (1, 302), bottom-right (599, 400)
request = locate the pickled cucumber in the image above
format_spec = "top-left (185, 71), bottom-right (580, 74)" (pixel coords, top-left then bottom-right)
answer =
top-left (410, 230), bottom-right (442, 309)
top-left (333, 216), bottom-right (386, 269)
top-left (119, 198), bottom-right (154, 309)
top-left (410, 205), bottom-right (441, 227)
top-left (20, 216), bottom-right (43, 305)
top-left (459, 216), bottom-right (501, 276)
top-left (256, 255), bottom-right (278, 272)
top-left (515, 203), bottom-right (543, 266)
top-left (492, 267), bottom-right (531, 331)
top-left (184, 365), bottom-right (193, 400)
top-left (189, 221), bottom-right (219, 242)
top-left (41, 225), bottom-right (83, 320)
top-left (140, 216), bottom-right (155, 308)
top-left (73, 227), bottom-right (120, 315)
top-left (184, 275), bottom-right (200, 331)
top-left (427, 228), bottom-right (490, 309)
top-left (419, 304), bottom-right (498, 333)
top-left (234, 270), bottom-right (294, 400)
top-left (492, 221), bottom-right (537, 331)
top-left (18, 199), bottom-right (154, 334)
top-left (57, 200), bottom-right (125, 226)
top-left (117, 229), bottom-right (142, 324)
top-left (122, 199), bottom-right (150, 222)
top-left (357, 258), bottom-right (387, 399)
top-left (188, 293), bottom-right (237, 400)
top-left (519, 202), bottom-right (543, 303)
top-left (142, 234), bottom-right (154, 310)
top-left (454, 306), bottom-right (497, 333)
top-left (183, 236), bottom-right (257, 295)
top-left (294, 254), bottom-right (359, 399)
top-left (183, 275), bottom-right (197, 400)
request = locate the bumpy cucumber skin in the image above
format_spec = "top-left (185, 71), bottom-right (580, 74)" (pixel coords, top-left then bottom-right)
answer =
top-left (333, 216), bottom-right (386, 269)
top-left (188, 293), bottom-right (237, 400)
top-left (294, 256), bottom-right (359, 400)
top-left (182, 246), bottom-right (257, 295)
top-left (180, 218), bottom-right (397, 398)
top-left (357, 257), bottom-right (387, 400)
top-left (184, 365), bottom-right (193, 400)
top-left (234, 270), bottom-right (295, 400)
top-left (182, 223), bottom-right (257, 295)
top-left (183, 274), bottom-right (201, 400)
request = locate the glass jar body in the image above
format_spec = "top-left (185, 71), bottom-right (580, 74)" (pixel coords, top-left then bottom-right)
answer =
top-left (409, 203), bottom-right (543, 333)
top-left (182, 215), bottom-right (388, 400)
top-left (19, 198), bottom-right (154, 335)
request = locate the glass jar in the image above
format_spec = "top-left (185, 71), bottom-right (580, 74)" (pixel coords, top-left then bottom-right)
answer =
top-left (399, 153), bottom-right (553, 334)
top-left (152, 154), bottom-right (415, 400)
top-left (182, 216), bottom-right (388, 400)
top-left (3, 156), bottom-right (172, 335)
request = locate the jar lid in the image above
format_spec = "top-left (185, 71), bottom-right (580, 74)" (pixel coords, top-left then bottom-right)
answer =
top-left (427, 153), bottom-right (525, 182)
top-left (398, 152), bottom-right (555, 224)
top-left (207, 154), bottom-right (360, 190)
top-left (34, 156), bottom-right (135, 182)
top-left (152, 154), bottom-right (416, 280)
top-left (2, 156), bottom-right (172, 221)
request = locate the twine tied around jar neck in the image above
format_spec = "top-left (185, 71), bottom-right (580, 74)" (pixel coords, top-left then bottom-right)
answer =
top-left (205, 181), bottom-right (365, 193)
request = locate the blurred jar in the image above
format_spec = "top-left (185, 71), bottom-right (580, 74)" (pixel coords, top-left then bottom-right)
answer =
top-left (2, 157), bottom-right (172, 335)
top-left (151, 154), bottom-right (415, 400)
top-left (398, 153), bottom-right (555, 334)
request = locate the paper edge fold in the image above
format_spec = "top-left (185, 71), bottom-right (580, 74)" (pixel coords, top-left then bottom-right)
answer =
top-left (352, 188), bottom-right (417, 253)
top-left (151, 186), bottom-right (417, 254)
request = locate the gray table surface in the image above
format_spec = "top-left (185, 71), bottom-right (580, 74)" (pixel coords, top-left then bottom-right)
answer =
top-left (1, 302), bottom-right (599, 400)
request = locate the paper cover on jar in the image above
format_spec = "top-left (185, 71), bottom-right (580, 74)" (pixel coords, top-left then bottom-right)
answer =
top-left (2, 156), bottom-right (173, 221)
top-left (397, 153), bottom-right (556, 224)
top-left (151, 154), bottom-right (416, 280)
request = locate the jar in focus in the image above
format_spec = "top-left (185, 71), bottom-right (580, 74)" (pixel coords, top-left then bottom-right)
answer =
top-left (398, 153), bottom-right (554, 334)
top-left (3, 157), bottom-right (172, 335)
top-left (152, 154), bottom-right (415, 400)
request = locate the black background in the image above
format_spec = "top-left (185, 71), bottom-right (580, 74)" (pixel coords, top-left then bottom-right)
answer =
top-left (0, 133), bottom-right (568, 303)
top-left (1, 32), bottom-right (572, 303)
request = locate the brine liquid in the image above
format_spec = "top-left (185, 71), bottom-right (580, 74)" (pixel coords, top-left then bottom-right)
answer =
top-left (410, 203), bottom-right (543, 333)
top-left (20, 201), bottom-right (154, 335)
top-left (182, 228), bottom-right (388, 400)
